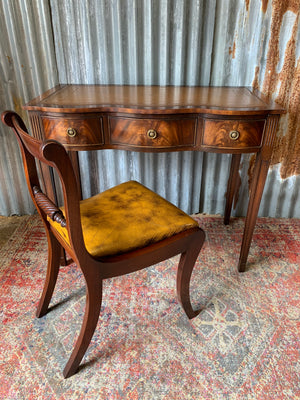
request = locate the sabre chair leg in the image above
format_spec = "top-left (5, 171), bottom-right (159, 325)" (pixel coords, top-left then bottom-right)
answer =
top-left (36, 231), bottom-right (61, 318)
top-left (176, 230), bottom-right (205, 319)
top-left (63, 275), bottom-right (103, 378)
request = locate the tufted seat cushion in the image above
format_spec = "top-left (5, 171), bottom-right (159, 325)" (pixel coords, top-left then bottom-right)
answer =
top-left (48, 180), bottom-right (199, 258)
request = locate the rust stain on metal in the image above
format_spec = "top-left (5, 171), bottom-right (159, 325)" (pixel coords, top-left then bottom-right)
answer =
top-left (272, 57), bottom-right (300, 178)
top-left (12, 96), bottom-right (26, 120)
top-left (250, 0), bottom-right (300, 181)
top-left (261, 0), bottom-right (269, 13)
top-left (245, 0), bottom-right (250, 12)
top-left (261, 1), bottom-right (299, 99)
top-left (229, 41), bottom-right (236, 59)
top-left (252, 66), bottom-right (260, 90)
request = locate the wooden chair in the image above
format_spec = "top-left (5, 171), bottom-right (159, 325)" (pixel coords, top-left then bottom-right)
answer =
top-left (2, 111), bottom-right (205, 378)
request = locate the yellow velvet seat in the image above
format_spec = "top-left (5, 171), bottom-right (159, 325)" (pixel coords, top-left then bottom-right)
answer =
top-left (48, 180), bottom-right (198, 258)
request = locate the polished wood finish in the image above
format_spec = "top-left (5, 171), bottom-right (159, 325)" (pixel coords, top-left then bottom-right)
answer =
top-left (109, 115), bottom-right (197, 150)
top-left (42, 114), bottom-right (104, 147)
top-left (68, 150), bottom-right (82, 200)
top-left (238, 115), bottom-right (279, 272)
top-left (201, 118), bottom-right (265, 152)
top-left (224, 154), bottom-right (242, 225)
top-left (33, 186), bottom-right (66, 227)
top-left (24, 85), bottom-right (283, 115)
top-left (24, 85), bottom-right (285, 271)
top-left (2, 110), bottom-right (206, 378)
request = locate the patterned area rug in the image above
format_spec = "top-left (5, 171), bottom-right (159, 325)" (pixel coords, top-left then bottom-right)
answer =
top-left (0, 215), bottom-right (299, 399)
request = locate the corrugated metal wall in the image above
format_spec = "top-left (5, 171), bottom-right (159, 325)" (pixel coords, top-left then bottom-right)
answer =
top-left (0, 0), bottom-right (58, 215)
top-left (1, 0), bottom-right (299, 217)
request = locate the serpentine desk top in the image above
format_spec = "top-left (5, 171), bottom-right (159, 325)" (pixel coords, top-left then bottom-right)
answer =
top-left (24, 85), bottom-right (284, 115)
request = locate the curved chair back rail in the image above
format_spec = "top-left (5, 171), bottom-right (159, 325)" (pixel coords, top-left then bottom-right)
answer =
top-left (1, 110), bottom-right (205, 378)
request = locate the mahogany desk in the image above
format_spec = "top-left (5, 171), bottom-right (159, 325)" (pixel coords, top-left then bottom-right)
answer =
top-left (24, 85), bottom-right (285, 272)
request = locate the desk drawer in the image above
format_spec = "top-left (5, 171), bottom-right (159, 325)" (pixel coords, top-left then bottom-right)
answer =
top-left (41, 115), bottom-right (104, 147)
top-left (109, 116), bottom-right (196, 149)
top-left (202, 118), bottom-right (265, 150)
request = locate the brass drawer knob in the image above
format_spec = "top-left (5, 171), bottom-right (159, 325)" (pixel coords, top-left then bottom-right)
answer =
top-left (229, 130), bottom-right (240, 140)
top-left (67, 127), bottom-right (77, 137)
top-left (147, 129), bottom-right (157, 139)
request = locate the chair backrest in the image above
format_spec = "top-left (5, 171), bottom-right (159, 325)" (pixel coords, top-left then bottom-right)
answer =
top-left (1, 111), bottom-right (87, 256)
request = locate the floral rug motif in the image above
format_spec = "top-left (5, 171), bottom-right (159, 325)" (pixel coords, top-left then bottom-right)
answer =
top-left (0, 215), bottom-right (299, 399)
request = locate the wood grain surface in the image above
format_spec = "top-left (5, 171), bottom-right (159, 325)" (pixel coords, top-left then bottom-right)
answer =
top-left (24, 85), bottom-right (285, 115)
top-left (42, 114), bottom-right (104, 147)
top-left (202, 118), bottom-right (265, 150)
top-left (109, 115), bottom-right (197, 149)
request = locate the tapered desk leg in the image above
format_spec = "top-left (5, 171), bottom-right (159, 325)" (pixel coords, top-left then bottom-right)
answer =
top-left (238, 153), bottom-right (270, 272)
top-left (59, 152), bottom-right (82, 266)
top-left (237, 114), bottom-right (279, 272)
top-left (224, 154), bottom-right (241, 225)
top-left (68, 151), bottom-right (82, 200)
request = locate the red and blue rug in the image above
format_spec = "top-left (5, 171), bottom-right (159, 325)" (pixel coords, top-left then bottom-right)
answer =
top-left (0, 215), bottom-right (299, 399)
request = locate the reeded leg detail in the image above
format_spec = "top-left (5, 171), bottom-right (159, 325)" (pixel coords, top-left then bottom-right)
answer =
top-left (63, 276), bottom-right (103, 378)
top-left (176, 229), bottom-right (205, 319)
top-left (36, 231), bottom-right (61, 318)
top-left (238, 156), bottom-right (270, 272)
